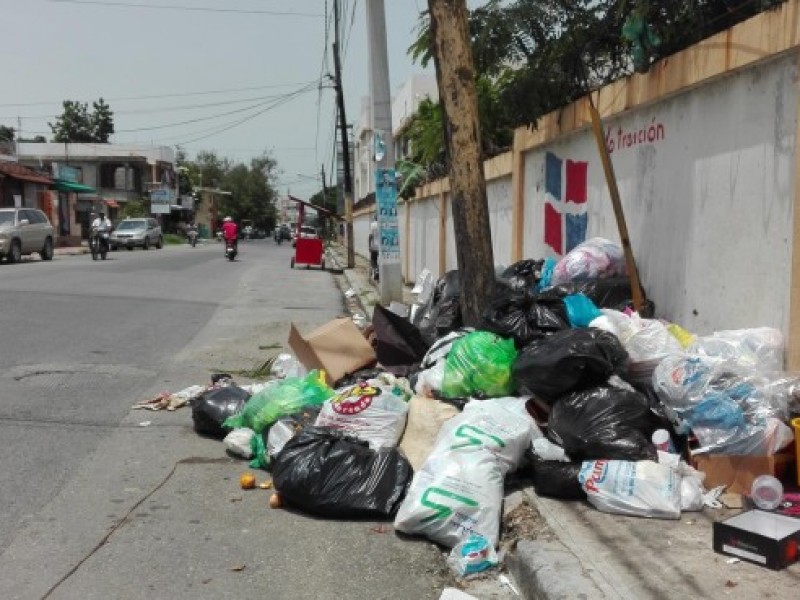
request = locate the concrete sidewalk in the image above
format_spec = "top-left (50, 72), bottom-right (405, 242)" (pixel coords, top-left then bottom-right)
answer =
top-left (330, 244), bottom-right (800, 600)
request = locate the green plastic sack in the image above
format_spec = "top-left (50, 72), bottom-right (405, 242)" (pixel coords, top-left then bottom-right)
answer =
top-left (223, 370), bottom-right (334, 434)
top-left (441, 331), bottom-right (517, 398)
top-left (249, 433), bottom-right (269, 470)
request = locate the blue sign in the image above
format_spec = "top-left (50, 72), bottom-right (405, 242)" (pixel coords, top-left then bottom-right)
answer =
top-left (375, 168), bottom-right (400, 264)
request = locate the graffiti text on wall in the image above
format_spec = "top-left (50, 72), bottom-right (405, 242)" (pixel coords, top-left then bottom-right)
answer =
top-left (604, 118), bottom-right (665, 154)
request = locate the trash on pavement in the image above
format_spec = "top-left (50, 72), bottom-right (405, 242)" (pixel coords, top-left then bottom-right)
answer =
top-left (512, 328), bottom-right (628, 402)
top-left (222, 370), bottom-right (333, 434)
top-left (713, 510), bottom-right (800, 570)
top-left (269, 353), bottom-right (307, 379)
top-left (527, 456), bottom-right (586, 500)
top-left (398, 395), bottom-right (460, 471)
top-left (265, 406), bottom-right (321, 462)
top-left (394, 448), bottom-right (504, 548)
top-left (579, 459), bottom-right (682, 519)
top-left (498, 258), bottom-right (545, 291)
top-left (315, 374), bottom-right (412, 449)
top-left (446, 534), bottom-right (499, 576)
top-left (428, 397), bottom-right (534, 474)
top-left (547, 383), bottom-right (659, 461)
top-left (288, 318), bottom-right (377, 386)
top-left (223, 427), bottom-right (256, 459)
top-left (479, 281), bottom-right (568, 348)
top-left (190, 384), bottom-right (251, 439)
top-left (271, 426), bottom-right (412, 519)
top-left (371, 304), bottom-right (431, 373)
top-left (133, 384), bottom-right (205, 411)
top-left (750, 474), bottom-right (784, 510)
top-left (550, 237), bottom-right (627, 286)
top-left (441, 331), bottom-right (517, 399)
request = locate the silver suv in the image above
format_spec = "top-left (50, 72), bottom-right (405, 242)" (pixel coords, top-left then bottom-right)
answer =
top-left (109, 218), bottom-right (163, 251)
top-left (0, 207), bottom-right (56, 263)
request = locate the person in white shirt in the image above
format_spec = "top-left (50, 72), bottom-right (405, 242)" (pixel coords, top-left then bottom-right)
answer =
top-left (91, 212), bottom-right (112, 230)
top-left (368, 220), bottom-right (379, 282)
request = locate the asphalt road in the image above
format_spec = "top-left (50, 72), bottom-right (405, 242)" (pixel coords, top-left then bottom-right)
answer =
top-left (0, 240), bottom-right (454, 600)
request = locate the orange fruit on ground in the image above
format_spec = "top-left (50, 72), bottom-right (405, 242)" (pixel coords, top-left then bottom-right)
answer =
top-left (239, 473), bottom-right (256, 489)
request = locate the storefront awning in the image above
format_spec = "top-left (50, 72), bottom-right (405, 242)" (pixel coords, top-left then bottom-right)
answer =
top-left (105, 199), bottom-right (120, 208)
top-left (0, 161), bottom-right (53, 185)
top-left (53, 179), bottom-right (96, 194)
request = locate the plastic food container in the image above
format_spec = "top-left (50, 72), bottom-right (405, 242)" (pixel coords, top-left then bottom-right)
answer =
top-left (751, 475), bottom-right (784, 511)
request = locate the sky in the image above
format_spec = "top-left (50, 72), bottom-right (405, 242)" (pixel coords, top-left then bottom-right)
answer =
top-left (1, 0), bottom-right (439, 200)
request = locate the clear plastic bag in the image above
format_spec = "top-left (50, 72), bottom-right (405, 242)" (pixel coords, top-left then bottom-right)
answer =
top-left (551, 237), bottom-right (627, 286)
top-left (690, 327), bottom-right (784, 373)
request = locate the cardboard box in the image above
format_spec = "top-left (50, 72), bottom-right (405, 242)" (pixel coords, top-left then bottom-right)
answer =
top-left (713, 510), bottom-right (800, 570)
top-left (288, 318), bottom-right (376, 386)
top-left (691, 451), bottom-right (795, 495)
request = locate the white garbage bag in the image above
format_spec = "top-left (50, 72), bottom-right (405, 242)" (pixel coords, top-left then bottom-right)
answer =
top-left (223, 427), bottom-right (256, 459)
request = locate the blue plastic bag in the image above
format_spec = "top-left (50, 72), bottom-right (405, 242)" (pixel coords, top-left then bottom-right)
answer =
top-left (563, 293), bottom-right (602, 327)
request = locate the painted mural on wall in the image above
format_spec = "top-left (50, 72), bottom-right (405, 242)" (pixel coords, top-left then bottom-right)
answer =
top-left (543, 151), bottom-right (588, 255)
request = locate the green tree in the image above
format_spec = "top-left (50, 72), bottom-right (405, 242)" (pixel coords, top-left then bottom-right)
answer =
top-left (92, 98), bottom-right (114, 142)
top-left (49, 98), bottom-right (115, 143)
top-left (0, 125), bottom-right (15, 142)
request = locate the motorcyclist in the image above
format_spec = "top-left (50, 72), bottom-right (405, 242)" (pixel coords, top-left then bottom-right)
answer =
top-left (221, 216), bottom-right (238, 251)
top-left (91, 212), bottom-right (112, 230)
top-left (186, 222), bottom-right (199, 246)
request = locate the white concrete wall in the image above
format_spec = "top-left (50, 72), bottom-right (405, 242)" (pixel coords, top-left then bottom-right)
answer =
top-left (391, 74), bottom-right (439, 136)
top-left (404, 53), bottom-right (798, 338)
top-left (520, 53), bottom-right (797, 334)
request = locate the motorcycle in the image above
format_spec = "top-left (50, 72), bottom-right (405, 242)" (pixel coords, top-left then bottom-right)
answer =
top-left (187, 227), bottom-right (198, 247)
top-left (224, 238), bottom-right (237, 261)
top-left (89, 226), bottom-right (110, 260)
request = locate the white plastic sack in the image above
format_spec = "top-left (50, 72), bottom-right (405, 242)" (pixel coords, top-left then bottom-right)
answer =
top-left (589, 310), bottom-right (682, 363)
top-left (414, 361), bottom-right (446, 397)
top-left (394, 449), bottom-right (504, 548)
top-left (579, 459), bottom-right (682, 519)
top-left (533, 438), bottom-right (569, 462)
top-left (429, 398), bottom-right (534, 474)
top-left (315, 376), bottom-right (410, 448)
top-left (223, 427), bottom-right (256, 459)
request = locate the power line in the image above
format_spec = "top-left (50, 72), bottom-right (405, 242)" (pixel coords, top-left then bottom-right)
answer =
top-left (48, 0), bottom-right (322, 17)
top-left (0, 80), bottom-right (318, 108)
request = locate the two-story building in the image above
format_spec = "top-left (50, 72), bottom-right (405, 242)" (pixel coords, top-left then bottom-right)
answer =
top-left (15, 142), bottom-right (179, 244)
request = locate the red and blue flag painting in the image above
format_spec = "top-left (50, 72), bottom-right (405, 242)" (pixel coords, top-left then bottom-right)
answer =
top-left (544, 151), bottom-right (588, 255)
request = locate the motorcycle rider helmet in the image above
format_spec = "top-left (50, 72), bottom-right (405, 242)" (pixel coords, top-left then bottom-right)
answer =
top-left (224, 216), bottom-right (232, 222)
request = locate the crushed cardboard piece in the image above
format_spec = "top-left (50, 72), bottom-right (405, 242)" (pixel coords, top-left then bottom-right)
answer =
top-left (288, 318), bottom-right (376, 386)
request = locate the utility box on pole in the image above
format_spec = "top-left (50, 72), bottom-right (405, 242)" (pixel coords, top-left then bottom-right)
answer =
top-left (367, 0), bottom-right (402, 304)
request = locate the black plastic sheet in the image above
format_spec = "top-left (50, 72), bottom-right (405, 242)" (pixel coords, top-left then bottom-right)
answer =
top-left (372, 304), bottom-right (431, 370)
top-left (272, 426), bottom-right (413, 519)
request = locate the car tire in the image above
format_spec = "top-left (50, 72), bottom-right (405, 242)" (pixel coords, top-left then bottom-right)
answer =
top-left (41, 237), bottom-right (54, 261)
top-left (143, 237), bottom-right (150, 250)
top-left (7, 239), bottom-right (21, 263)
top-left (155, 236), bottom-right (163, 249)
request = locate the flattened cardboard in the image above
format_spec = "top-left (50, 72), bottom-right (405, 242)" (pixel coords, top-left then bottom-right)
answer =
top-left (288, 318), bottom-right (377, 386)
top-left (692, 451), bottom-right (795, 495)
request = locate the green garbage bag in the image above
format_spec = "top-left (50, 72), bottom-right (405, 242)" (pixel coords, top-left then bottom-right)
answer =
top-left (441, 331), bottom-right (517, 398)
top-left (223, 370), bottom-right (334, 434)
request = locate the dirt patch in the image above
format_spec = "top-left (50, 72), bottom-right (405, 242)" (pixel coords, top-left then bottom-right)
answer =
top-left (501, 495), bottom-right (554, 552)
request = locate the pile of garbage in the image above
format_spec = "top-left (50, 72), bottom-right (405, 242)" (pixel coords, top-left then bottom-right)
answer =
top-left (151, 236), bottom-right (800, 577)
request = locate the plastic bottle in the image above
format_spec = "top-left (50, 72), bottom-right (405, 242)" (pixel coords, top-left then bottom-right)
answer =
top-left (651, 429), bottom-right (675, 453)
top-left (750, 475), bottom-right (784, 510)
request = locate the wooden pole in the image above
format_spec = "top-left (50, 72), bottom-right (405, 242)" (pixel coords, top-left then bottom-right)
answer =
top-left (587, 93), bottom-right (645, 313)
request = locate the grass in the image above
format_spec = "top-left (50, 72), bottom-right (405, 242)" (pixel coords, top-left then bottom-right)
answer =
top-left (163, 234), bottom-right (186, 245)
top-left (213, 355), bottom-right (277, 380)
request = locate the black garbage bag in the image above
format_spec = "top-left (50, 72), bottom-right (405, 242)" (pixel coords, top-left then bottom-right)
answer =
top-left (480, 282), bottom-right (568, 348)
top-left (513, 328), bottom-right (629, 402)
top-left (372, 304), bottom-right (431, 370)
top-left (527, 456), bottom-right (586, 500)
top-left (540, 277), bottom-right (655, 317)
top-left (262, 405), bottom-right (323, 466)
top-left (420, 271), bottom-right (463, 343)
top-left (272, 426), bottom-right (413, 519)
top-left (547, 384), bottom-right (659, 461)
top-left (500, 259), bottom-right (545, 291)
top-left (190, 385), bottom-right (250, 439)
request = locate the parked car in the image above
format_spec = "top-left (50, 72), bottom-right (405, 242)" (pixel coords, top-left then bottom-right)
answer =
top-left (0, 207), bottom-right (56, 263)
top-left (291, 225), bottom-right (318, 247)
top-left (109, 218), bottom-right (163, 250)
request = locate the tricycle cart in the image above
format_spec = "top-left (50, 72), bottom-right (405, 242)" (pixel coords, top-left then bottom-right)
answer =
top-left (287, 195), bottom-right (337, 270)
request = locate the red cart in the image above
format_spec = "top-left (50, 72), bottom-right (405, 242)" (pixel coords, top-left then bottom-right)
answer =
top-left (288, 195), bottom-right (337, 270)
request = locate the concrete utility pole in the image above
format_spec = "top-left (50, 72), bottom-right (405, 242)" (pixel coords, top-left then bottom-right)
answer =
top-left (333, 0), bottom-right (355, 268)
top-left (427, 0), bottom-right (495, 324)
top-left (367, 0), bottom-right (402, 304)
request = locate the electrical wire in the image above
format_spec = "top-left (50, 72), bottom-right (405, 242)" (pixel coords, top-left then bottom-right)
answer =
top-left (0, 80), bottom-right (318, 108)
top-left (48, 0), bottom-right (322, 17)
